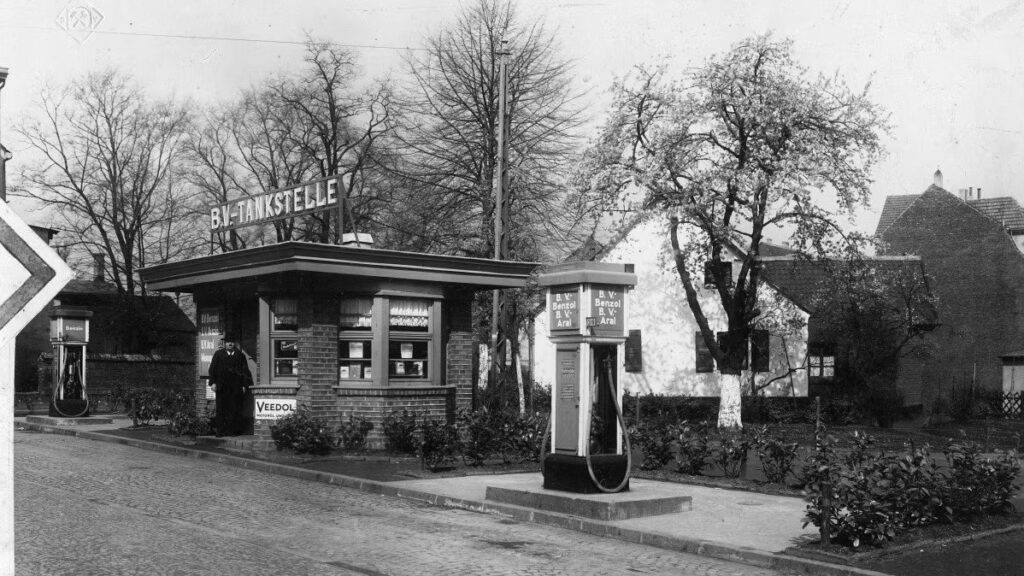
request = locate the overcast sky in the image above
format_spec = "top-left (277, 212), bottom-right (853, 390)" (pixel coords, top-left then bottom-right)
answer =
top-left (2, 0), bottom-right (1022, 235)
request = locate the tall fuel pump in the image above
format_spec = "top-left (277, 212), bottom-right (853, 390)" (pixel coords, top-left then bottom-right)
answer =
top-left (538, 262), bottom-right (636, 493)
top-left (49, 307), bottom-right (92, 417)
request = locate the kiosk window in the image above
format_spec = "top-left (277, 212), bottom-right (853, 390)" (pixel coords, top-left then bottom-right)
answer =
top-left (340, 297), bottom-right (373, 330)
top-left (272, 298), bottom-right (298, 332)
top-left (273, 339), bottom-right (299, 377)
top-left (389, 299), bottom-right (430, 332)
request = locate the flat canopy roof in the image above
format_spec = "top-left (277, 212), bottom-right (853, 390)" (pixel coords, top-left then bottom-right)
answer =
top-left (140, 242), bottom-right (538, 293)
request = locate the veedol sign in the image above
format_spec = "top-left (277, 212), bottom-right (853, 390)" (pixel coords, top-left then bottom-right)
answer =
top-left (254, 398), bottom-right (297, 421)
top-left (209, 174), bottom-right (349, 232)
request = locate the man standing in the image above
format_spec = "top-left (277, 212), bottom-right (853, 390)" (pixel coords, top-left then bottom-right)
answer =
top-left (208, 333), bottom-right (252, 436)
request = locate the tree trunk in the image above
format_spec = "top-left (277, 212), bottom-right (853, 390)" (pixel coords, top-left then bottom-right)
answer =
top-left (718, 372), bottom-right (743, 429)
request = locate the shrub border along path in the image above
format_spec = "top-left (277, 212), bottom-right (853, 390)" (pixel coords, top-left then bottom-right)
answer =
top-left (27, 417), bottom-right (1021, 576)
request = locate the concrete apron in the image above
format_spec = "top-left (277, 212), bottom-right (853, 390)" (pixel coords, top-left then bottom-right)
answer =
top-left (15, 417), bottom-right (890, 576)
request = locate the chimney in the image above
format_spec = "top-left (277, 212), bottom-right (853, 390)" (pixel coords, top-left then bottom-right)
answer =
top-left (977, 187), bottom-right (982, 199)
top-left (933, 168), bottom-right (943, 188)
top-left (960, 188), bottom-right (969, 201)
top-left (341, 233), bottom-right (374, 248)
top-left (92, 252), bottom-right (105, 282)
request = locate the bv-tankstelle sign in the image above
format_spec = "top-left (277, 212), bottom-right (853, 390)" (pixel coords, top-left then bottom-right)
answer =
top-left (209, 174), bottom-right (349, 232)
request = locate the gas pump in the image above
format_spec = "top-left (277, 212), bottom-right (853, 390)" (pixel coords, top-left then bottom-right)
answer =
top-left (539, 262), bottom-right (637, 494)
top-left (49, 307), bottom-right (93, 417)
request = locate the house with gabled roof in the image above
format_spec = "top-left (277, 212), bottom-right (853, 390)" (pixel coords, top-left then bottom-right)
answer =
top-left (531, 216), bottom-right (935, 409)
top-left (875, 169), bottom-right (1024, 407)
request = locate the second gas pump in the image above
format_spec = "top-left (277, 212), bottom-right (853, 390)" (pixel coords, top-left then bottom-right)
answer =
top-left (538, 262), bottom-right (636, 494)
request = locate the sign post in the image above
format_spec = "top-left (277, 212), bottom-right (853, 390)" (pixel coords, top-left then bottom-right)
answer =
top-left (0, 200), bottom-right (75, 574)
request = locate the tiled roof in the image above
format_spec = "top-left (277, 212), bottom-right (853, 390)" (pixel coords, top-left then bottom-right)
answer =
top-left (876, 186), bottom-right (1024, 235)
top-left (759, 256), bottom-right (927, 314)
top-left (875, 194), bottom-right (924, 236)
top-left (758, 242), bottom-right (799, 258)
top-left (967, 197), bottom-right (1024, 231)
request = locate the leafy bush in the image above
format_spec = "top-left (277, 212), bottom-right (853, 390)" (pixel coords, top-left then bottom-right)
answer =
top-left (168, 410), bottom-right (214, 437)
top-left (671, 422), bottom-right (710, 475)
top-left (336, 415), bottom-right (374, 452)
top-left (943, 440), bottom-right (1021, 520)
top-left (492, 410), bottom-right (547, 464)
top-left (382, 410), bottom-right (419, 454)
top-left (709, 428), bottom-right (751, 477)
top-left (420, 419), bottom-right (461, 471)
top-left (752, 426), bottom-right (800, 484)
top-left (458, 408), bottom-right (497, 466)
top-left (803, 425), bottom-right (1022, 549)
top-left (629, 421), bottom-right (675, 470)
top-left (270, 411), bottom-right (335, 455)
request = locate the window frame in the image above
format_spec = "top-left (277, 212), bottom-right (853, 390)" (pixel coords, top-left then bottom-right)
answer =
top-left (270, 297), bottom-right (299, 383)
top-left (807, 342), bottom-right (836, 383)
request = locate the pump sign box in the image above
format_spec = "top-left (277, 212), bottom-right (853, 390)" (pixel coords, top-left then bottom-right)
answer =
top-left (590, 285), bottom-right (624, 336)
top-left (255, 398), bottom-right (297, 421)
top-left (549, 288), bottom-right (579, 332)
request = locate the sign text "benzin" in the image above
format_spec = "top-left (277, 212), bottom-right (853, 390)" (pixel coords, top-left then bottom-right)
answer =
top-left (209, 175), bottom-right (346, 232)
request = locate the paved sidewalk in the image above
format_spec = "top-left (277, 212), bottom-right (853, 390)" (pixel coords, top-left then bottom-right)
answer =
top-left (14, 415), bottom-right (889, 576)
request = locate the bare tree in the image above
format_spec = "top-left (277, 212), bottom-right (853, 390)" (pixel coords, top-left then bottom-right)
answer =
top-left (391, 0), bottom-right (588, 260)
top-left (15, 69), bottom-right (199, 351)
top-left (271, 37), bottom-right (396, 243)
top-left (580, 35), bottom-right (888, 427)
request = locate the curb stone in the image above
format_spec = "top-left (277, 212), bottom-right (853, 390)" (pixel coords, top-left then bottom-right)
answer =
top-left (18, 421), bottom-right (893, 576)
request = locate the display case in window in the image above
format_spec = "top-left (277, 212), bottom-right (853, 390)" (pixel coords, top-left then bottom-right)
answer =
top-left (274, 339), bottom-right (299, 377)
top-left (338, 339), bottom-right (372, 380)
top-left (389, 298), bottom-right (430, 332)
top-left (388, 340), bottom-right (428, 379)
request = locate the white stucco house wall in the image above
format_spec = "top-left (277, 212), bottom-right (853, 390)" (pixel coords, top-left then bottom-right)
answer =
top-left (531, 217), bottom-right (810, 399)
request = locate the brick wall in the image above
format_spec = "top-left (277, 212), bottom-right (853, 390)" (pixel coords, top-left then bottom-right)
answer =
top-left (336, 387), bottom-right (456, 450)
top-left (883, 187), bottom-right (1024, 409)
top-left (36, 353), bottom-right (193, 397)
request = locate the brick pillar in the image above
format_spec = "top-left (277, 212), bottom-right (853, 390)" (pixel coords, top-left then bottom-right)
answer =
top-left (445, 298), bottom-right (475, 414)
top-left (297, 295), bottom-right (339, 425)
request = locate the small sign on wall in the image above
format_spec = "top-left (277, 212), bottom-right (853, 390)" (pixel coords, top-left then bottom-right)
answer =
top-left (204, 379), bottom-right (216, 400)
top-left (254, 398), bottom-right (297, 421)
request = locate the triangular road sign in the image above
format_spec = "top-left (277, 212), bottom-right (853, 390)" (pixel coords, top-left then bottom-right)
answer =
top-left (0, 201), bottom-right (74, 347)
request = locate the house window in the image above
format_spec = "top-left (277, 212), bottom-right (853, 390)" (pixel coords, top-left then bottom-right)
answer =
top-left (695, 331), bottom-right (714, 373)
top-left (808, 343), bottom-right (835, 381)
top-left (388, 298), bottom-right (433, 382)
top-left (339, 297), bottom-right (374, 382)
top-left (271, 298), bottom-right (299, 379)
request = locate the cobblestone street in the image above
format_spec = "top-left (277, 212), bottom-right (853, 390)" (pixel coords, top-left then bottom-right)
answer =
top-left (14, 431), bottom-right (789, 576)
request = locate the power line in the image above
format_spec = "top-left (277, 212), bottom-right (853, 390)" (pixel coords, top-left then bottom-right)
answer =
top-left (0, 23), bottom-right (427, 52)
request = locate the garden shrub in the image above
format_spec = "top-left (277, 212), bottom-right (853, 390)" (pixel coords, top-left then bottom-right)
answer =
top-left (382, 410), bottom-right (419, 454)
top-left (752, 426), bottom-right (800, 484)
top-left (709, 428), bottom-right (751, 477)
top-left (457, 409), bottom-right (495, 466)
top-left (168, 410), bottom-right (214, 437)
top-left (420, 419), bottom-right (461, 471)
top-left (337, 415), bottom-right (374, 452)
top-left (628, 421), bottom-right (675, 470)
top-left (803, 425), bottom-right (1022, 549)
top-left (943, 439), bottom-right (1021, 520)
top-left (671, 422), bottom-right (710, 475)
top-left (270, 411), bottom-right (335, 455)
top-left (492, 410), bottom-right (547, 464)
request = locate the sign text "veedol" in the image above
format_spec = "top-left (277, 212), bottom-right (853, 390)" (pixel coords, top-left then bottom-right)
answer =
top-left (210, 175), bottom-right (347, 232)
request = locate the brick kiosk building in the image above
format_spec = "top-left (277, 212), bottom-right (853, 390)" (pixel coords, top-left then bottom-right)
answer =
top-left (139, 242), bottom-right (535, 448)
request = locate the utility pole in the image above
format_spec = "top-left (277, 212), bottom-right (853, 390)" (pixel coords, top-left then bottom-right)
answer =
top-left (490, 41), bottom-right (510, 401)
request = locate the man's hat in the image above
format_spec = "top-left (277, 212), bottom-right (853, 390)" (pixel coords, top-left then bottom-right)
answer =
top-left (223, 332), bottom-right (239, 342)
